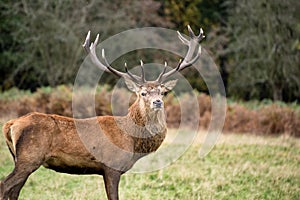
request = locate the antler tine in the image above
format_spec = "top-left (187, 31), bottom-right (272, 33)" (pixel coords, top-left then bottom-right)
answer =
top-left (156, 61), bottom-right (168, 82)
top-left (199, 28), bottom-right (205, 40)
top-left (175, 45), bottom-right (201, 70)
top-left (82, 31), bottom-right (91, 53)
top-left (187, 25), bottom-right (205, 41)
top-left (177, 31), bottom-right (189, 45)
top-left (83, 31), bottom-right (145, 84)
top-left (101, 49), bottom-right (127, 77)
top-left (157, 26), bottom-right (205, 83)
top-left (140, 60), bottom-right (146, 83)
top-left (124, 62), bottom-right (141, 83)
top-left (82, 31), bottom-right (111, 73)
top-left (187, 25), bottom-right (195, 38)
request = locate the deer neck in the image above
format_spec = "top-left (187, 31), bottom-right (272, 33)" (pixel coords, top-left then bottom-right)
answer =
top-left (126, 99), bottom-right (167, 154)
top-left (127, 99), bottom-right (167, 135)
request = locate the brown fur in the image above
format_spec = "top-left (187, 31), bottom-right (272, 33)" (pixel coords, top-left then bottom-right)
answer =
top-left (0, 84), bottom-right (169, 200)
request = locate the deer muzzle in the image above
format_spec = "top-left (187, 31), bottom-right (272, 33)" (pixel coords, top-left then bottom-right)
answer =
top-left (152, 99), bottom-right (163, 110)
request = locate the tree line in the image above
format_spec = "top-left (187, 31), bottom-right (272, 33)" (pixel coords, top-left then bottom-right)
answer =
top-left (0, 0), bottom-right (299, 102)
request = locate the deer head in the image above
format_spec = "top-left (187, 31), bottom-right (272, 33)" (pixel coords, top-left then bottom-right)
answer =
top-left (82, 26), bottom-right (205, 116)
top-left (125, 78), bottom-right (177, 110)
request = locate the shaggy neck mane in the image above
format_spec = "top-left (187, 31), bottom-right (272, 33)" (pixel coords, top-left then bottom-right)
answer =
top-left (127, 99), bottom-right (166, 133)
top-left (127, 98), bottom-right (167, 154)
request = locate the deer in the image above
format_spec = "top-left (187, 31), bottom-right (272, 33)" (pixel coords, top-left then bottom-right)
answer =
top-left (0, 25), bottom-right (204, 200)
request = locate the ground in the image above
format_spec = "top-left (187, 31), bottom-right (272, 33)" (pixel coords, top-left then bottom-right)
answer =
top-left (0, 128), bottom-right (299, 200)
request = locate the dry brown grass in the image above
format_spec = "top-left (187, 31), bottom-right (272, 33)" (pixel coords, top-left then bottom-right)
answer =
top-left (0, 86), bottom-right (299, 137)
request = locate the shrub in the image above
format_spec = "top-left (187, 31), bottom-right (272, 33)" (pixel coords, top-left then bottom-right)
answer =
top-left (0, 86), bottom-right (299, 137)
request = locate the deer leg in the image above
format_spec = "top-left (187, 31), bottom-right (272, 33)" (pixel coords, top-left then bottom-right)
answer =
top-left (0, 163), bottom-right (40, 200)
top-left (7, 171), bottom-right (31, 200)
top-left (103, 168), bottom-right (122, 200)
top-left (0, 182), bottom-right (4, 200)
top-left (1, 127), bottom-right (49, 200)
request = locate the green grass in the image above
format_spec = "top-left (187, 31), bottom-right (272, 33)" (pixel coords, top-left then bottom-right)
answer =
top-left (0, 128), bottom-right (299, 200)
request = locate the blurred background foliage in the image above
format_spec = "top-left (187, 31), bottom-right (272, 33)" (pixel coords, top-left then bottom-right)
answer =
top-left (0, 0), bottom-right (299, 102)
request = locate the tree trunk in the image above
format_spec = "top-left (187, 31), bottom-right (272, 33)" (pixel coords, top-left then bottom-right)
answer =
top-left (272, 84), bottom-right (283, 101)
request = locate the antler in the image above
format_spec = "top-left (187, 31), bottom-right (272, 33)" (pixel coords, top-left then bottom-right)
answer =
top-left (83, 31), bottom-right (145, 84)
top-left (156, 25), bottom-right (205, 83)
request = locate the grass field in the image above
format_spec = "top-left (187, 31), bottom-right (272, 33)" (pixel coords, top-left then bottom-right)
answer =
top-left (0, 127), bottom-right (299, 200)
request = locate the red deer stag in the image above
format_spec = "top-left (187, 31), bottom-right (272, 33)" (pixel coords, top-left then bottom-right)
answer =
top-left (0, 26), bottom-right (204, 200)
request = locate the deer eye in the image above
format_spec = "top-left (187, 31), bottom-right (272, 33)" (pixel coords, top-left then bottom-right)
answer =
top-left (141, 92), bottom-right (147, 96)
top-left (161, 92), bottom-right (166, 96)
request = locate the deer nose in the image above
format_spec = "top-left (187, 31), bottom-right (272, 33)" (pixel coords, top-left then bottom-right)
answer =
top-left (153, 99), bottom-right (163, 106)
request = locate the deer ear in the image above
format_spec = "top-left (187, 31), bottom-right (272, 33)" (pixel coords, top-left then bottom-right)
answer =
top-left (124, 78), bottom-right (140, 92)
top-left (163, 79), bottom-right (178, 91)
